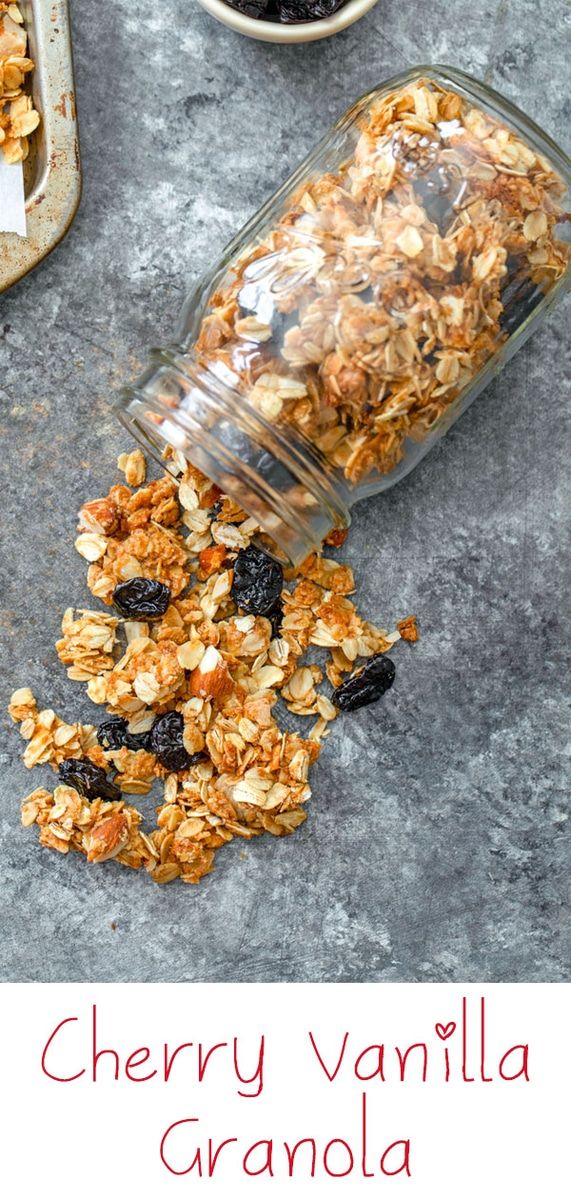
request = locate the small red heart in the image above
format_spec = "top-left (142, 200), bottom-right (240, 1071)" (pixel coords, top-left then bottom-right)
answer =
top-left (435, 1021), bottom-right (456, 1041)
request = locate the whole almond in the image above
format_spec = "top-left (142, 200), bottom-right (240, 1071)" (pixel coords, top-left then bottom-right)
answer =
top-left (188, 644), bottom-right (233, 702)
top-left (77, 497), bottom-right (119, 536)
top-left (86, 812), bottom-right (130, 864)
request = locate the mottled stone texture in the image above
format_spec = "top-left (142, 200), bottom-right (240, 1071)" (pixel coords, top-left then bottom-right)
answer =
top-left (0, 1), bottom-right (569, 982)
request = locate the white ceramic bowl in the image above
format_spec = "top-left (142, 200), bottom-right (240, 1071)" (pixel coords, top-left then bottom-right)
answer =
top-left (197, 0), bottom-right (379, 43)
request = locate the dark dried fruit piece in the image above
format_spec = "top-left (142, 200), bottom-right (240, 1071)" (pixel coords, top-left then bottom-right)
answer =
top-left (112, 577), bottom-right (171, 619)
top-left (97, 717), bottom-right (128, 751)
top-left (231, 544), bottom-right (284, 618)
top-left (332, 653), bottom-right (396, 712)
top-left (267, 598), bottom-right (284, 638)
top-left (500, 261), bottom-right (542, 335)
top-left (58, 758), bottom-right (121, 802)
top-left (148, 711), bottom-right (205, 773)
top-left (226, 0), bottom-right (270, 15)
top-left (149, 712), bottom-right (188, 772)
top-left (97, 716), bottom-right (151, 752)
top-left (276, 0), bottom-right (345, 21)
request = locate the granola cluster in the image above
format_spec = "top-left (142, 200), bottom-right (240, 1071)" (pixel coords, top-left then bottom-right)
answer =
top-left (189, 77), bottom-right (569, 485)
top-left (10, 449), bottom-right (416, 885)
top-left (0, 3), bottom-right (39, 164)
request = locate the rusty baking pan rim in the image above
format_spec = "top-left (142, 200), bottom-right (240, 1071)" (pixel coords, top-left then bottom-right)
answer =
top-left (0, 0), bottom-right (81, 295)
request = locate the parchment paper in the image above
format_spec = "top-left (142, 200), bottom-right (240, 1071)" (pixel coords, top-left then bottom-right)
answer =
top-left (0, 155), bottom-right (26, 237)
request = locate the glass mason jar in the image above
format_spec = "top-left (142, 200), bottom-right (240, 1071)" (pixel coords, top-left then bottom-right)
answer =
top-left (118, 65), bottom-right (570, 565)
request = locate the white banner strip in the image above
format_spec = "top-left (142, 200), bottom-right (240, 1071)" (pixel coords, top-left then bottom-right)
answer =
top-left (2, 982), bottom-right (568, 1196)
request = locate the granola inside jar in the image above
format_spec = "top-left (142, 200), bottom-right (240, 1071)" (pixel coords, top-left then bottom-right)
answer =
top-left (119, 66), bottom-right (571, 565)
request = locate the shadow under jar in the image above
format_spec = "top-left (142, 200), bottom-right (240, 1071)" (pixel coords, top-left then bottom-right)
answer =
top-left (118, 66), bottom-right (571, 566)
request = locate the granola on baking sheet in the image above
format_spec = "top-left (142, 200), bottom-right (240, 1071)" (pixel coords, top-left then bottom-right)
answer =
top-left (187, 77), bottom-right (569, 487)
top-left (0, 2), bottom-right (40, 164)
top-left (9, 450), bottom-right (417, 885)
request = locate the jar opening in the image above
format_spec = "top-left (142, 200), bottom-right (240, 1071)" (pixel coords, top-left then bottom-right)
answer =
top-left (117, 360), bottom-right (350, 568)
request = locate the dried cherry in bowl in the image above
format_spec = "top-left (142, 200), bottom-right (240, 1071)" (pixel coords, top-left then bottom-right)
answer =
top-left (197, 0), bottom-right (379, 43)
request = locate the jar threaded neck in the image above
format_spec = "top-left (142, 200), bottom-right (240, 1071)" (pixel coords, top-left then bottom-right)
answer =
top-left (116, 348), bottom-right (350, 565)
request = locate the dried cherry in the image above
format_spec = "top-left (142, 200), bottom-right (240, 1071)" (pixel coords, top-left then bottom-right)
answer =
top-left (267, 598), bottom-right (284, 638)
top-left (500, 262), bottom-right (542, 335)
top-left (332, 654), bottom-right (395, 712)
top-left (226, 0), bottom-right (271, 15)
top-left (148, 711), bottom-right (204, 773)
top-left (231, 544), bottom-right (283, 618)
top-left (112, 577), bottom-right (171, 619)
top-left (97, 716), bottom-right (151, 752)
top-left (58, 758), bottom-right (121, 802)
top-left (225, 1), bottom-right (346, 27)
top-left (276, 0), bottom-right (345, 20)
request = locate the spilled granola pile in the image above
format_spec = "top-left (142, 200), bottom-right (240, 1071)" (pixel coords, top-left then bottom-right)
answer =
top-left (190, 77), bottom-right (569, 484)
top-left (0, 2), bottom-right (39, 164)
top-left (9, 449), bottom-right (418, 885)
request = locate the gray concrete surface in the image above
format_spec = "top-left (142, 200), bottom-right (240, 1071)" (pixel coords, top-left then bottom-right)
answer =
top-left (0, 0), bottom-right (569, 982)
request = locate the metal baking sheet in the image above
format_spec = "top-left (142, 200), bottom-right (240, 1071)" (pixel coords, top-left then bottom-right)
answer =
top-left (0, 0), bottom-right (81, 293)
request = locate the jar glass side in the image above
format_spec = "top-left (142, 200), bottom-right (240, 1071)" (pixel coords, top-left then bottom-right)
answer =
top-left (118, 67), bottom-right (570, 562)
